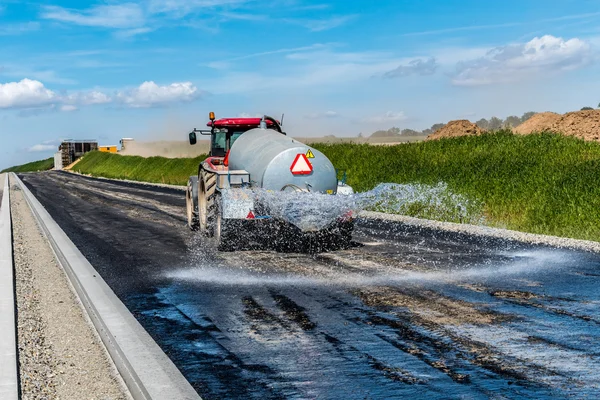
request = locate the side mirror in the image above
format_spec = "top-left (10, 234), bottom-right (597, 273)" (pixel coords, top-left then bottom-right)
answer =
top-left (189, 131), bottom-right (197, 145)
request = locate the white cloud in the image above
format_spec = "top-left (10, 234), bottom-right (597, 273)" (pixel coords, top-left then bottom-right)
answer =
top-left (114, 27), bottom-right (154, 38)
top-left (147, 0), bottom-right (249, 17)
top-left (115, 81), bottom-right (200, 107)
top-left (453, 35), bottom-right (594, 86)
top-left (27, 140), bottom-right (61, 152)
top-left (383, 57), bottom-right (438, 78)
top-left (0, 79), bottom-right (57, 109)
top-left (305, 111), bottom-right (338, 119)
top-left (364, 111), bottom-right (408, 123)
top-left (229, 43), bottom-right (332, 61)
top-left (0, 21), bottom-right (40, 36)
top-left (60, 105), bottom-right (78, 112)
top-left (237, 112), bottom-right (262, 117)
top-left (287, 15), bottom-right (357, 32)
top-left (0, 79), bottom-right (202, 112)
top-left (65, 91), bottom-right (112, 105)
top-left (0, 68), bottom-right (78, 85)
top-left (203, 49), bottom-right (409, 94)
top-left (28, 144), bottom-right (58, 152)
top-left (41, 4), bottom-right (145, 29)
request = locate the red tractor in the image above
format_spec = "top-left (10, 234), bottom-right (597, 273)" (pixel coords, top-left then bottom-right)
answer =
top-left (187, 112), bottom-right (354, 251)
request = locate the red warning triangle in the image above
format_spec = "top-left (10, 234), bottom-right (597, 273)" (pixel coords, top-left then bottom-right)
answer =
top-left (246, 210), bottom-right (255, 219)
top-left (290, 153), bottom-right (313, 175)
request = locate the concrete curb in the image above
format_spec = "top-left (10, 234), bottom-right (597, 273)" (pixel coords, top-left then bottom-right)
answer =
top-left (359, 210), bottom-right (600, 253)
top-left (12, 173), bottom-right (200, 400)
top-left (0, 174), bottom-right (18, 400)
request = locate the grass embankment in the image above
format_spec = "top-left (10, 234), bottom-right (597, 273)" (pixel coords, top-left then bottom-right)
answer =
top-left (1, 157), bottom-right (54, 173)
top-left (72, 151), bottom-right (206, 185)
top-left (313, 131), bottom-right (600, 242)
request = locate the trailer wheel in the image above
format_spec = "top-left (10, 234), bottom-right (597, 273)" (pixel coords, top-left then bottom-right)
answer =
top-left (199, 169), bottom-right (218, 237)
top-left (186, 176), bottom-right (199, 231)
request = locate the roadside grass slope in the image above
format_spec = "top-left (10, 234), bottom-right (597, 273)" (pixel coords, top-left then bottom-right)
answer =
top-left (1, 157), bottom-right (54, 173)
top-left (14, 130), bottom-right (600, 242)
top-left (72, 151), bottom-right (206, 185)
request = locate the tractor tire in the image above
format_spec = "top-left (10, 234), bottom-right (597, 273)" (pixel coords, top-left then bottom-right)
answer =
top-left (199, 169), bottom-right (218, 237)
top-left (186, 176), bottom-right (199, 231)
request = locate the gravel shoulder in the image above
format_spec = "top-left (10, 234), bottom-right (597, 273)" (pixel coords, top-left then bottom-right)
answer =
top-left (360, 210), bottom-right (600, 253)
top-left (10, 178), bottom-right (130, 400)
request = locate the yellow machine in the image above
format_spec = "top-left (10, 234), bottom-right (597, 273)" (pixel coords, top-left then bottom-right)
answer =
top-left (99, 145), bottom-right (118, 153)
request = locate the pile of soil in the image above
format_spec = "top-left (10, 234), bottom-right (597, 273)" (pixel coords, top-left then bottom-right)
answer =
top-left (513, 112), bottom-right (561, 134)
top-left (551, 110), bottom-right (600, 141)
top-left (426, 120), bottom-right (486, 141)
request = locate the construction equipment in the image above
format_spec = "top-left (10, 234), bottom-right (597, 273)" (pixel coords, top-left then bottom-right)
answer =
top-left (186, 112), bottom-right (354, 251)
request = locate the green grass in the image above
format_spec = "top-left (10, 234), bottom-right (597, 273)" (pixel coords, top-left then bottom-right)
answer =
top-left (1, 157), bottom-right (54, 173)
top-left (72, 151), bottom-right (206, 186)
top-left (313, 130), bottom-right (600, 242)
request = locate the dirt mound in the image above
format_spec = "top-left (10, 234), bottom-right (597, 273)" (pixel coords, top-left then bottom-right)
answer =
top-left (513, 112), bottom-right (561, 134)
top-left (426, 120), bottom-right (486, 141)
top-left (551, 110), bottom-right (600, 141)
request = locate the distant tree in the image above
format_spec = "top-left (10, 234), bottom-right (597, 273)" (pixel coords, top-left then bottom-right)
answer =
top-left (421, 128), bottom-right (433, 136)
top-left (598, 103), bottom-right (600, 109)
top-left (401, 128), bottom-right (420, 136)
top-left (389, 127), bottom-right (401, 135)
top-left (358, 132), bottom-right (363, 138)
top-left (430, 123), bottom-right (445, 133)
top-left (581, 106), bottom-right (594, 110)
top-left (475, 118), bottom-right (489, 129)
top-left (521, 111), bottom-right (535, 123)
top-left (488, 116), bottom-right (503, 130)
top-left (504, 115), bottom-right (521, 128)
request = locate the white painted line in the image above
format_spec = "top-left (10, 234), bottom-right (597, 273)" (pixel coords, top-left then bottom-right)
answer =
top-left (0, 174), bottom-right (18, 400)
top-left (12, 173), bottom-right (200, 400)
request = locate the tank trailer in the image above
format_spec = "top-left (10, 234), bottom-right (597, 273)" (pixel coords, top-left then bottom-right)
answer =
top-left (187, 112), bottom-right (354, 251)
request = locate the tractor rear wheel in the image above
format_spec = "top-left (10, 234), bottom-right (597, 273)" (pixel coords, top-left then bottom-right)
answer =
top-left (186, 176), bottom-right (199, 231)
top-left (199, 169), bottom-right (218, 237)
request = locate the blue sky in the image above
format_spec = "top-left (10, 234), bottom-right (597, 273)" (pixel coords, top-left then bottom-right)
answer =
top-left (2, 0), bottom-right (600, 169)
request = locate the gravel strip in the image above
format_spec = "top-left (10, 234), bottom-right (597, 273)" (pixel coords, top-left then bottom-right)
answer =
top-left (10, 180), bottom-right (131, 400)
top-left (359, 210), bottom-right (600, 253)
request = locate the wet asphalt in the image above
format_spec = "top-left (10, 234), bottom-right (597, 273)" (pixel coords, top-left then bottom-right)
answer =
top-left (19, 171), bottom-right (600, 399)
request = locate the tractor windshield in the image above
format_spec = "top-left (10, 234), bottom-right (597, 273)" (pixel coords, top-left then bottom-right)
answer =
top-left (211, 128), bottom-right (252, 156)
top-left (211, 129), bottom-right (227, 156)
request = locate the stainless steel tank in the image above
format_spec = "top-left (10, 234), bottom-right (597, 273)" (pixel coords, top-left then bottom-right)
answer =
top-left (228, 128), bottom-right (338, 193)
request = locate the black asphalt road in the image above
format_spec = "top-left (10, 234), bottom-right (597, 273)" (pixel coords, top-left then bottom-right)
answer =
top-left (20, 171), bottom-right (600, 399)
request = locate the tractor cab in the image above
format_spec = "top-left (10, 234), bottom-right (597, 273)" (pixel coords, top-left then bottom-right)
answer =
top-left (189, 112), bottom-right (284, 157)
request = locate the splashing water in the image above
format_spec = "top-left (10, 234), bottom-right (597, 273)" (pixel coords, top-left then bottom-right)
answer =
top-left (166, 248), bottom-right (573, 287)
top-left (362, 182), bottom-right (485, 225)
top-left (226, 182), bottom-right (485, 231)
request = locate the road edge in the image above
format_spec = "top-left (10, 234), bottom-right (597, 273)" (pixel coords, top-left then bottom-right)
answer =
top-left (0, 174), bottom-right (18, 400)
top-left (11, 173), bottom-right (201, 400)
top-left (360, 210), bottom-right (600, 253)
